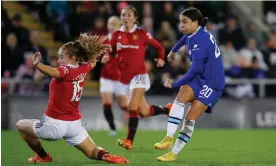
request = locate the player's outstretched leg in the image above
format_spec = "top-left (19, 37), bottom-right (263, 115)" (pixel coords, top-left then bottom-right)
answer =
top-left (138, 97), bottom-right (172, 118)
top-left (155, 85), bottom-right (193, 150)
top-left (16, 119), bottom-right (52, 163)
top-left (75, 136), bottom-right (129, 164)
top-left (157, 100), bottom-right (206, 162)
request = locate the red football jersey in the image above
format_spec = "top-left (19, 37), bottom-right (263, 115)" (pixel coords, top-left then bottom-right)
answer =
top-left (45, 63), bottom-right (93, 121)
top-left (100, 33), bottom-right (120, 81)
top-left (111, 25), bottom-right (165, 84)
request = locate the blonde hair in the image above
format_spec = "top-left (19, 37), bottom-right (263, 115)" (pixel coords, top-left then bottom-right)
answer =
top-left (108, 16), bottom-right (121, 30)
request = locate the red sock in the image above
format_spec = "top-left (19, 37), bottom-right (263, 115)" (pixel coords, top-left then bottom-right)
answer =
top-left (148, 105), bottom-right (167, 116)
top-left (97, 149), bottom-right (109, 160)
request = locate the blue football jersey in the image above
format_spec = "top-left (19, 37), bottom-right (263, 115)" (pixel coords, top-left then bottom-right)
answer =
top-left (172, 27), bottom-right (225, 90)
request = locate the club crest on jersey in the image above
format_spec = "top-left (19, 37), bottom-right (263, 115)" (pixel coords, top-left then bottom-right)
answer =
top-left (133, 34), bottom-right (138, 40)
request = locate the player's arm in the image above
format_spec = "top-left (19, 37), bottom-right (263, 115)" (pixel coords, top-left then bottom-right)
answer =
top-left (171, 42), bottom-right (206, 88)
top-left (167, 35), bottom-right (187, 63)
top-left (171, 59), bottom-right (204, 88)
top-left (109, 32), bottom-right (118, 57)
top-left (36, 63), bottom-right (61, 78)
top-left (33, 52), bottom-right (68, 79)
top-left (171, 35), bottom-right (187, 53)
top-left (144, 32), bottom-right (165, 60)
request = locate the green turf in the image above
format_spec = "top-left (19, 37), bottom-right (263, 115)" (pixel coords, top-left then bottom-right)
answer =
top-left (2, 129), bottom-right (276, 166)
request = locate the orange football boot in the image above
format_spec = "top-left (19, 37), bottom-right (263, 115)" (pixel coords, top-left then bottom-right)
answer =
top-left (27, 153), bottom-right (52, 163)
top-left (102, 153), bottom-right (129, 164)
top-left (117, 138), bottom-right (133, 150)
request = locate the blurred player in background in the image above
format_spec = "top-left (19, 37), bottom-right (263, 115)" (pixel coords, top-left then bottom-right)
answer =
top-left (100, 16), bottom-right (128, 136)
top-left (15, 34), bottom-right (129, 164)
top-left (155, 7), bottom-right (225, 161)
top-left (102, 6), bottom-right (171, 150)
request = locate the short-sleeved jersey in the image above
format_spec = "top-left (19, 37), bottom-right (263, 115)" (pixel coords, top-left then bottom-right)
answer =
top-left (45, 63), bottom-right (93, 121)
top-left (101, 33), bottom-right (120, 81)
top-left (184, 27), bottom-right (225, 90)
top-left (111, 25), bottom-right (164, 84)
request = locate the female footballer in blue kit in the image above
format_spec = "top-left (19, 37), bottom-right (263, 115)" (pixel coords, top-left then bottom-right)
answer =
top-left (154, 7), bottom-right (225, 161)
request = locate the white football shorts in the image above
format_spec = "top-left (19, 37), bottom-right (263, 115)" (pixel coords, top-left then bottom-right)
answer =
top-left (100, 77), bottom-right (128, 96)
top-left (33, 115), bottom-right (88, 146)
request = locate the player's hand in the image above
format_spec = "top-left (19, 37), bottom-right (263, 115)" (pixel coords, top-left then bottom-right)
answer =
top-left (164, 79), bottom-right (172, 88)
top-left (32, 52), bottom-right (41, 67)
top-left (155, 58), bottom-right (165, 67)
top-left (101, 54), bottom-right (110, 64)
top-left (167, 51), bottom-right (176, 64)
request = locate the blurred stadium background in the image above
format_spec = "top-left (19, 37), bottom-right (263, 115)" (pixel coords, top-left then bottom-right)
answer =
top-left (2, 1), bottom-right (276, 130)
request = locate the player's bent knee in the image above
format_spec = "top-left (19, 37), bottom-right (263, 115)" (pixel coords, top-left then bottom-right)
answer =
top-left (177, 85), bottom-right (194, 103)
top-left (16, 119), bottom-right (27, 131)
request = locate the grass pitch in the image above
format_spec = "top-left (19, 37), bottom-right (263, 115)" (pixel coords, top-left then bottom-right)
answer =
top-left (2, 129), bottom-right (276, 166)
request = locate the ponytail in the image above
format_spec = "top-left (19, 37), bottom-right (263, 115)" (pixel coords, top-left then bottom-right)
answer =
top-left (200, 17), bottom-right (208, 27)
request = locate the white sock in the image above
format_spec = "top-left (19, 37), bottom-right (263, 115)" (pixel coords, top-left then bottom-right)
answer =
top-left (172, 119), bottom-right (195, 155)
top-left (166, 100), bottom-right (185, 138)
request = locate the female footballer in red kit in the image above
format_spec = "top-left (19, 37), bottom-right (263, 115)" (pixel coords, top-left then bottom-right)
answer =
top-left (102, 6), bottom-right (172, 150)
top-left (15, 34), bottom-right (129, 164)
top-left (100, 16), bottom-right (128, 136)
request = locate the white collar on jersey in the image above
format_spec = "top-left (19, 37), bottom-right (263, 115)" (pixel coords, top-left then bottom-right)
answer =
top-left (188, 26), bottom-right (201, 38)
top-left (66, 64), bottom-right (79, 68)
top-left (107, 32), bottom-right (112, 40)
top-left (119, 24), bottom-right (138, 33)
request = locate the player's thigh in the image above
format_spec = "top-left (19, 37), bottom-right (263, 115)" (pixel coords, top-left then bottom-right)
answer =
top-left (74, 136), bottom-right (98, 158)
top-left (101, 92), bottom-right (113, 105)
top-left (186, 100), bottom-right (208, 120)
top-left (137, 95), bottom-right (150, 117)
top-left (16, 119), bottom-right (38, 137)
top-left (116, 95), bottom-right (128, 108)
top-left (64, 120), bottom-right (89, 146)
top-left (128, 88), bottom-right (145, 111)
top-left (114, 81), bottom-right (129, 99)
top-left (176, 85), bottom-right (194, 104)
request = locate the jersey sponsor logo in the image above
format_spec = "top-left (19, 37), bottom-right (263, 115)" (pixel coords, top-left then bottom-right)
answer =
top-left (117, 42), bottom-right (139, 51)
